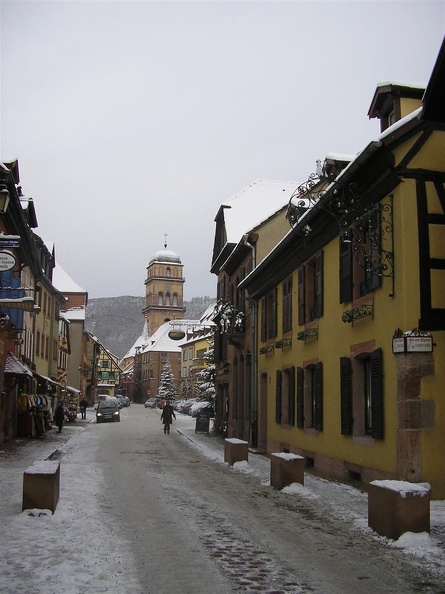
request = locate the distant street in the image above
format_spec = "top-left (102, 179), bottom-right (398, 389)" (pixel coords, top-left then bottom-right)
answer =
top-left (0, 405), bottom-right (443, 594)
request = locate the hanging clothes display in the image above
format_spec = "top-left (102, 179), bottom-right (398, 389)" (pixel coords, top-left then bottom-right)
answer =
top-left (17, 393), bottom-right (52, 437)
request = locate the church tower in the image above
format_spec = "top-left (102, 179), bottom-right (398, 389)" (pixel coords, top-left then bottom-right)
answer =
top-left (143, 241), bottom-right (185, 336)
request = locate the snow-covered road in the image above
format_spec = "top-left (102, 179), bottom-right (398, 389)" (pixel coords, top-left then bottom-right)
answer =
top-left (0, 405), bottom-right (444, 593)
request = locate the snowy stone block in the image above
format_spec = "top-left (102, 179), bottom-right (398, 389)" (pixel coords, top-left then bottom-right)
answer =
top-left (224, 438), bottom-right (248, 465)
top-left (23, 460), bottom-right (60, 514)
top-left (270, 452), bottom-right (305, 489)
top-left (368, 480), bottom-right (431, 540)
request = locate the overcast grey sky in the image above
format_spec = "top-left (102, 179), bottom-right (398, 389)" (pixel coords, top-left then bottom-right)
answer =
top-left (1, 1), bottom-right (444, 300)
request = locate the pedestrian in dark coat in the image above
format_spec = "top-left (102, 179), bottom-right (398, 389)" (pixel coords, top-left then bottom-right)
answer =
top-left (160, 401), bottom-right (176, 434)
top-left (54, 402), bottom-right (65, 433)
top-left (79, 398), bottom-right (88, 419)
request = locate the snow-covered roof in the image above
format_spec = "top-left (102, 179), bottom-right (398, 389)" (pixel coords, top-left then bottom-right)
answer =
top-left (332, 106), bottom-right (423, 187)
top-left (375, 80), bottom-right (426, 91)
top-left (120, 361), bottom-right (134, 376)
top-left (121, 321), bottom-right (151, 359)
top-left (53, 260), bottom-right (86, 293)
top-left (149, 248), bottom-right (181, 265)
top-left (5, 351), bottom-right (33, 376)
top-left (140, 319), bottom-right (203, 354)
top-left (324, 152), bottom-right (355, 163)
top-left (63, 307), bottom-right (85, 321)
top-left (220, 179), bottom-right (300, 245)
top-left (199, 303), bottom-right (217, 323)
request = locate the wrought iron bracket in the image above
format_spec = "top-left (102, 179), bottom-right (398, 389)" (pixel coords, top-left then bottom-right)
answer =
top-left (275, 337), bottom-right (292, 349)
top-left (259, 344), bottom-right (275, 355)
top-left (342, 302), bottom-right (374, 324)
top-left (297, 327), bottom-right (319, 342)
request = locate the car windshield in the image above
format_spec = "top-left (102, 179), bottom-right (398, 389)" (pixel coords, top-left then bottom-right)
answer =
top-left (98, 401), bottom-right (117, 410)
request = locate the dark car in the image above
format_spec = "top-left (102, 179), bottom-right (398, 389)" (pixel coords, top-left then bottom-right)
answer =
top-left (144, 398), bottom-right (158, 408)
top-left (179, 400), bottom-right (196, 415)
top-left (96, 399), bottom-right (120, 423)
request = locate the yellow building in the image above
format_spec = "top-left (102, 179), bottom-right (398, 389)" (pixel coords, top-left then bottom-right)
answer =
top-left (241, 40), bottom-right (445, 498)
top-left (180, 329), bottom-right (214, 399)
top-left (211, 180), bottom-right (300, 440)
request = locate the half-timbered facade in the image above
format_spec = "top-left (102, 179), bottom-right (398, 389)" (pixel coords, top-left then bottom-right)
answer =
top-left (241, 39), bottom-right (445, 498)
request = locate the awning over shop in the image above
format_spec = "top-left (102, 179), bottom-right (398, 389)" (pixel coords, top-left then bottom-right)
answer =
top-left (33, 372), bottom-right (63, 389)
top-left (5, 351), bottom-right (33, 377)
top-left (66, 386), bottom-right (80, 394)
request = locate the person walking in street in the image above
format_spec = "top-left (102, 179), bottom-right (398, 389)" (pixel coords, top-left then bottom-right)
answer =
top-left (160, 401), bottom-right (176, 434)
top-left (79, 397), bottom-right (88, 420)
top-left (54, 401), bottom-right (65, 433)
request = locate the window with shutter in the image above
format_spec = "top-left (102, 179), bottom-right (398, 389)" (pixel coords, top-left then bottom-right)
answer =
top-left (275, 370), bottom-right (282, 424)
top-left (370, 348), bottom-right (384, 439)
top-left (261, 289), bottom-right (278, 341)
top-left (298, 267), bottom-right (305, 325)
top-left (315, 251), bottom-right (323, 318)
top-left (296, 367), bottom-right (304, 429)
top-left (298, 251), bottom-right (323, 324)
top-left (314, 361), bottom-right (323, 431)
top-left (340, 206), bottom-right (382, 301)
top-left (282, 277), bottom-right (292, 333)
top-left (260, 297), bottom-right (267, 342)
top-left (350, 344), bottom-right (384, 440)
top-left (271, 288), bottom-right (277, 339)
top-left (340, 357), bottom-right (353, 435)
top-left (288, 366), bottom-right (295, 426)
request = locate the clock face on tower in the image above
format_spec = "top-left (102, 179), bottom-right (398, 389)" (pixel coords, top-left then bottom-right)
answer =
top-left (165, 284), bottom-right (171, 291)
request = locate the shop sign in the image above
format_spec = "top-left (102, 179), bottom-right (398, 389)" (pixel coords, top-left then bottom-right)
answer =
top-left (406, 336), bottom-right (433, 352)
top-left (0, 235), bottom-right (20, 248)
top-left (392, 333), bottom-right (433, 353)
top-left (168, 330), bottom-right (185, 340)
top-left (392, 337), bottom-right (406, 353)
top-left (0, 250), bottom-right (16, 271)
top-left (195, 411), bottom-right (210, 434)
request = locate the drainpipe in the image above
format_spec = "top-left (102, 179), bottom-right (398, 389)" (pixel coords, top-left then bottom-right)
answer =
top-left (243, 235), bottom-right (258, 448)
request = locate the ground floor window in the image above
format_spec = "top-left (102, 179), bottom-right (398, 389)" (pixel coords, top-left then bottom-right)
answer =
top-left (296, 361), bottom-right (323, 431)
top-left (340, 347), bottom-right (383, 439)
top-left (275, 367), bottom-right (295, 426)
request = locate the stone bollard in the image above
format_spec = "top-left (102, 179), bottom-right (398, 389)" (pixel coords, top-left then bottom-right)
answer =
top-left (23, 460), bottom-right (60, 514)
top-left (270, 452), bottom-right (305, 489)
top-left (224, 438), bottom-right (249, 466)
top-left (368, 480), bottom-right (431, 540)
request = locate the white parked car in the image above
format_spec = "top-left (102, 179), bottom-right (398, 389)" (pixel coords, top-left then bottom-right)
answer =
top-left (189, 401), bottom-right (215, 418)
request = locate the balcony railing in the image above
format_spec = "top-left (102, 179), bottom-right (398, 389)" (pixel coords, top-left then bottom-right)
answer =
top-left (275, 337), bottom-right (292, 349)
top-left (259, 344), bottom-right (275, 355)
top-left (297, 327), bottom-right (319, 342)
top-left (342, 302), bottom-right (374, 324)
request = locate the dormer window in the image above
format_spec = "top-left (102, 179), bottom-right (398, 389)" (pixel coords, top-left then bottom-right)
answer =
top-left (368, 82), bottom-right (425, 133)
